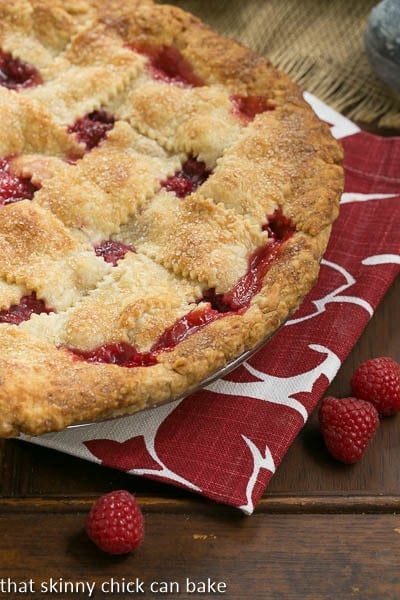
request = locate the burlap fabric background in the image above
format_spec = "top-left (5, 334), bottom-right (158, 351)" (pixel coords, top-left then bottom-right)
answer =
top-left (159, 0), bottom-right (400, 127)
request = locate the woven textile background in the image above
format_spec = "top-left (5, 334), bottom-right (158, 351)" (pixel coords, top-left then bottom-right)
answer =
top-left (159, 0), bottom-right (400, 127)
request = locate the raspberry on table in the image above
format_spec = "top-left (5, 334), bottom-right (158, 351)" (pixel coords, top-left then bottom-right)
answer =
top-left (85, 490), bottom-right (144, 554)
top-left (318, 396), bottom-right (380, 464)
top-left (351, 356), bottom-right (400, 416)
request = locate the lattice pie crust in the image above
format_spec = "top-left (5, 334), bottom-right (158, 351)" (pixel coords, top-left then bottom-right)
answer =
top-left (0, 0), bottom-right (343, 436)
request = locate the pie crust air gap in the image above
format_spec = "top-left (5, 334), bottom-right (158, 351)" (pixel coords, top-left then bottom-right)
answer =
top-left (0, 0), bottom-right (344, 437)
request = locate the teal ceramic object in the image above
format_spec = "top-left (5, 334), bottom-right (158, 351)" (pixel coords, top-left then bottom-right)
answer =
top-left (364, 0), bottom-right (400, 91)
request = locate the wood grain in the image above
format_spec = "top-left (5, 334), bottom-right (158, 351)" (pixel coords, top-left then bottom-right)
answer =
top-left (0, 510), bottom-right (400, 599)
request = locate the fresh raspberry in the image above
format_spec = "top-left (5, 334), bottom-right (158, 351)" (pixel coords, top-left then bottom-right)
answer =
top-left (85, 490), bottom-right (144, 554)
top-left (351, 357), bottom-right (400, 416)
top-left (318, 396), bottom-right (379, 464)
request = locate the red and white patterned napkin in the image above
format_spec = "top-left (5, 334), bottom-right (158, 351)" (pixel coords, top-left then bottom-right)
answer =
top-left (26, 95), bottom-right (400, 513)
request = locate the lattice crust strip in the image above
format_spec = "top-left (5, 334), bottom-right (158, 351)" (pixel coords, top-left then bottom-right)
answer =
top-left (117, 191), bottom-right (267, 293)
top-left (16, 123), bottom-right (183, 242)
top-left (25, 26), bottom-right (146, 124)
top-left (0, 279), bottom-right (29, 312)
top-left (0, 201), bottom-right (111, 311)
top-left (0, 88), bottom-right (83, 157)
top-left (22, 252), bottom-right (202, 351)
top-left (200, 107), bottom-right (343, 235)
top-left (112, 83), bottom-right (243, 169)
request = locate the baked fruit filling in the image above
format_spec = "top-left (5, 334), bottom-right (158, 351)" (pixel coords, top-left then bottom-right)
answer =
top-left (0, 50), bottom-right (42, 89)
top-left (68, 111), bottom-right (116, 150)
top-left (161, 157), bottom-right (210, 198)
top-left (94, 240), bottom-right (135, 266)
top-left (71, 306), bottom-right (220, 367)
top-left (69, 209), bottom-right (295, 367)
top-left (203, 210), bottom-right (296, 313)
top-left (71, 303), bottom-right (221, 367)
top-left (73, 342), bottom-right (158, 367)
top-left (0, 157), bottom-right (39, 205)
top-left (128, 43), bottom-right (204, 87)
top-left (0, 293), bottom-right (53, 325)
top-left (230, 95), bottom-right (274, 120)
top-left (0, 0), bottom-right (343, 435)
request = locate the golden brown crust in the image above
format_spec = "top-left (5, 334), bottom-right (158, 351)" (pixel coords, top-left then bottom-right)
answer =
top-left (0, 0), bottom-right (343, 437)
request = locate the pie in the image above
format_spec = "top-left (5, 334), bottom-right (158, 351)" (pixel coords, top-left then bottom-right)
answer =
top-left (0, 0), bottom-right (344, 437)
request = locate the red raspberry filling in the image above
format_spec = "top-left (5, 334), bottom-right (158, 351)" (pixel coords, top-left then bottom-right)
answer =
top-left (94, 240), bottom-right (135, 266)
top-left (150, 305), bottom-right (221, 353)
top-left (0, 293), bottom-right (53, 325)
top-left (202, 242), bottom-right (283, 313)
top-left (230, 95), bottom-right (274, 120)
top-left (0, 157), bottom-right (39, 206)
top-left (161, 157), bottom-right (210, 198)
top-left (128, 43), bottom-right (204, 87)
top-left (70, 306), bottom-right (221, 367)
top-left (68, 110), bottom-right (115, 150)
top-left (262, 207), bottom-right (296, 242)
top-left (70, 210), bottom-right (295, 368)
top-left (73, 342), bottom-right (157, 367)
top-left (203, 209), bottom-right (296, 311)
top-left (0, 50), bottom-right (42, 90)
